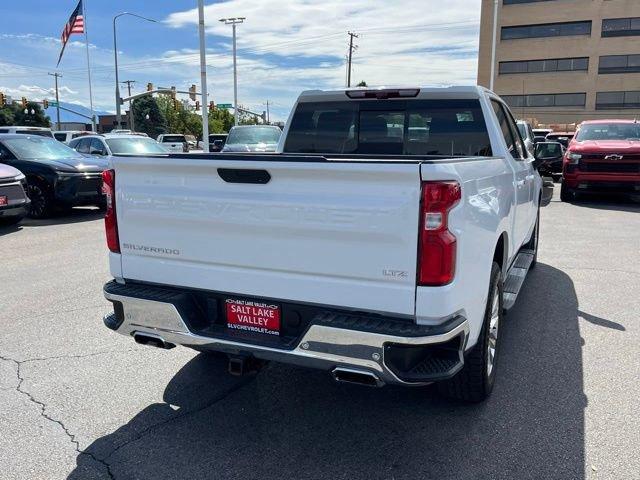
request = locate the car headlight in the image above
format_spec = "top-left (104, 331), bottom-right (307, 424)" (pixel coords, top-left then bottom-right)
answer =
top-left (567, 153), bottom-right (581, 164)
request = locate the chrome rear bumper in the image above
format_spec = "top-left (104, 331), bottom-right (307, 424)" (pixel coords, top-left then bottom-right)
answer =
top-left (103, 281), bottom-right (469, 386)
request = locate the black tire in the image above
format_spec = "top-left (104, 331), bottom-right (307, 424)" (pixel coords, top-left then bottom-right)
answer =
top-left (438, 262), bottom-right (503, 403)
top-left (560, 182), bottom-right (574, 202)
top-left (26, 182), bottom-right (51, 218)
top-left (523, 207), bottom-right (539, 269)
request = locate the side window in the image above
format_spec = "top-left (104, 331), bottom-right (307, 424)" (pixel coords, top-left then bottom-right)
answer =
top-left (76, 138), bottom-right (91, 154)
top-left (491, 100), bottom-right (524, 159)
top-left (503, 106), bottom-right (526, 159)
top-left (491, 100), bottom-right (517, 158)
top-left (90, 138), bottom-right (106, 155)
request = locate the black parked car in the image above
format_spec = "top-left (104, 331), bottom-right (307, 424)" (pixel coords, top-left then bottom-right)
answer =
top-left (0, 163), bottom-right (30, 225)
top-left (0, 134), bottom-right (108, 218)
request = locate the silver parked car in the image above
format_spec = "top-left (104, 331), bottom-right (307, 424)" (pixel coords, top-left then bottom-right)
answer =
top-left (69, 134), bottom-right (169, 157)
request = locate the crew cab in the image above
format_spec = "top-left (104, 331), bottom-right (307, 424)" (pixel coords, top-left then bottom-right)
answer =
top-left (561, 119), bottom-right (640, 201)
top-left (101, 87), bottom-right (543, 402)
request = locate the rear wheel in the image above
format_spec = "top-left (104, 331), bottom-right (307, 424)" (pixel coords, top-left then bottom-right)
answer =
top-left (26, 182), bottom-right (51, 218)
top-left (438, 262), bottom-right (503, 403)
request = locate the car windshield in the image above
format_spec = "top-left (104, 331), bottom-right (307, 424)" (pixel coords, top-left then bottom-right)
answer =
top-left (575, 123), bottom-right (640, 141)
top-left (2, 136), bottom-right (83, 160)
top-left (105, 137), bottom-right (168, 154)
top-left (161, 135), bottom-right (186, 143)
top-left (284, 99), bottom-right (492, 156)
top-left (227, 127), bottom-right (281, 145)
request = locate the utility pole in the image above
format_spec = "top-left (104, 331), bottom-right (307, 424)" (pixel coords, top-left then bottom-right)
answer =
top-left (198, 0), bottom-right (210, 152)
top-left (48, 72), bottom-right (62, 131)
top-left (122, 80), bottom-right (136, 130)
top-left (347, 31), bottom-right (359, 88)
top-left (219, 17), bottom-right (245, 126)
top-left (265, 100), bottom-right (270, 124)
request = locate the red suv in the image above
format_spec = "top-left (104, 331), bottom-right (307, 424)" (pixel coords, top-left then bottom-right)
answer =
top-left (561, 120), bottom-right (640, 201)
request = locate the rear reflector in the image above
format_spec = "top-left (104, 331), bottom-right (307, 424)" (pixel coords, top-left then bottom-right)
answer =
top-left (345, 88), bottom-right (420, 99)
top-left (101, 169), bottom-right (120, 253)
top-left (418, 181), bottom-right (461, 286)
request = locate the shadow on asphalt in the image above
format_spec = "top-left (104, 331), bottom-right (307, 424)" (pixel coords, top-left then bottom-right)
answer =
top-left (0, 208), bottom-right (103, 235)
top-left (565, 192), bottom-right (640, 212)
top-left (69, 263), bottom-right (596, 479)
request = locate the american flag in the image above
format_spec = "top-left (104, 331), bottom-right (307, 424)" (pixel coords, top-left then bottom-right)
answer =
top-left (56, 0), bottom-right (85, 66)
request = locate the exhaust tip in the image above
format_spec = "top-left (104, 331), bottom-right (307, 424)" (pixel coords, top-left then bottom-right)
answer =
top-left (133, 333), bottom-right (175, 350)
top-left (332, 367), bottom-right (383, 387)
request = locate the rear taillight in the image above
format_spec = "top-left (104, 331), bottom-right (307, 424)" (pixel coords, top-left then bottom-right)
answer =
top-left (417, 181), bottom-right (461, 286)
top-left (101, 169), bottom-right (120, 253)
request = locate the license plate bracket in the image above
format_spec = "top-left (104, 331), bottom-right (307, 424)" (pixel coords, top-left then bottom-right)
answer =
top-left (225, 298), bottom-right (281, 336)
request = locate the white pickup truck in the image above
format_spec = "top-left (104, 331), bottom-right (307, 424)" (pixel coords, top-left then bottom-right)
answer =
top-left (102, 86), bottom-right (543, 402)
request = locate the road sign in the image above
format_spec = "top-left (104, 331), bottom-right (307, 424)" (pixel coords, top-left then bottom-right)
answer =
top-left (216, 103), bottom-right (233, 109)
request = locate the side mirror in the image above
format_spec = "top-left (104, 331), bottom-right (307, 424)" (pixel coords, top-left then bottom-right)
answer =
top-left (534, 141), bottom-right (563, 169)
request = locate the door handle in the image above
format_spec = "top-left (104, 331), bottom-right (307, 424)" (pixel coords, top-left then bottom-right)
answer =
top-left (218, 168), bottom-right (271, 184)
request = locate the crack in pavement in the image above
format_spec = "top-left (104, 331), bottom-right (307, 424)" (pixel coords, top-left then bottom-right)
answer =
top-left (0, 352), bottom-right (254, 479)
top-left (0, 353), bottom-right (116, 479)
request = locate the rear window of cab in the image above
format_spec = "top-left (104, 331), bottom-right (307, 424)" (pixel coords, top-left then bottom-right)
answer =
top-left (283, 99), bottom-right (492, 157)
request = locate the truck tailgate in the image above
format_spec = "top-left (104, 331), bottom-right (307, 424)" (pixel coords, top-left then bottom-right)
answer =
top-left (114, 156), bottom-right (421, 316)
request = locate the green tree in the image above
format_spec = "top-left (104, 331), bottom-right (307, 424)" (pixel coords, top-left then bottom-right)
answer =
top-left (208, 107), bottom-right (234, 134)
top-left (12, 102), bottom-right (50, 127)
top-left (0, 106), bottom-right (15, 126)
top-left (132, 95), bottom-right (167, 138)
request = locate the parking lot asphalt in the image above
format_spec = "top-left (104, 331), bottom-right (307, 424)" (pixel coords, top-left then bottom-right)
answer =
top-left (1, 188), bottom-right (639, 480)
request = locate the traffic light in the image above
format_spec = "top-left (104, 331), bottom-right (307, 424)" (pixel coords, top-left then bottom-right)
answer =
top-left (42, 99), bottom-right (49, 109)
top-left (0, 92), bottom-right (5, 107)
top-left (21, 97), bottom-right (27, 108)
top-left (195, 101), bottom-right (200, 111)
top-left (147, 82), bottom-right (153, 92)
top-left (209, 101), bottom-right (215, 111)
top-left (189, 84), bottom-right (197, 101)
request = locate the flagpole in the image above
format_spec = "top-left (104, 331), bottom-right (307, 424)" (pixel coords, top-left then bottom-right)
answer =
top-left (82, 0), bottom-right (96, 131)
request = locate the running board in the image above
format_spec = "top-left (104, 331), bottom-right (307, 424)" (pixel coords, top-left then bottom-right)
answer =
top-left (503, 249), bottom-right (535, 311)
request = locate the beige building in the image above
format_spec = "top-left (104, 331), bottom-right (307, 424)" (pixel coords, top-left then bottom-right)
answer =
top-left (478, 0), bottom-right (640, 127)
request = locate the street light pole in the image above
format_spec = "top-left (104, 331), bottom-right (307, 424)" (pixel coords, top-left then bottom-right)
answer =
top-left (113, 12), bottom-right (157, 129)
top-left (219, 17), bottom-right (245, 126)
top-left (198, 0), bottom-right (209, 153)
top-left (489, 0), bottom-right (499, 92)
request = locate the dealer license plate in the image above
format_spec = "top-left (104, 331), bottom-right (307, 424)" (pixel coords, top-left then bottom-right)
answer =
top-left (226, 298), bottom-right (281, 336)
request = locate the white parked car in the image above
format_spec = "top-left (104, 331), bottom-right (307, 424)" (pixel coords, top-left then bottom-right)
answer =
top-left (68, 134), bottom-right (168, 157)
top-left (222, 125), bottom-right (281, 152)
top-left (156, 134), bottom-right (189, 153)
top-left (53, 130), bottom-right (90, 144)
top-left (101, 86), bottom-right (543, 402)
top-left (0, 126), bottom-right (54, 138)
top-left (516, 120), bottom-right (535, 157)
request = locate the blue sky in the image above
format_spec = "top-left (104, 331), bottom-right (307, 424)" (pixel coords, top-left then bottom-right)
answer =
top-left (0, 0), bottom-right (482, 121)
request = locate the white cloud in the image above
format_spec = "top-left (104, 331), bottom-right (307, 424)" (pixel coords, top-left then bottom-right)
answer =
top-left (0, 2), bottom-right (481, 121)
